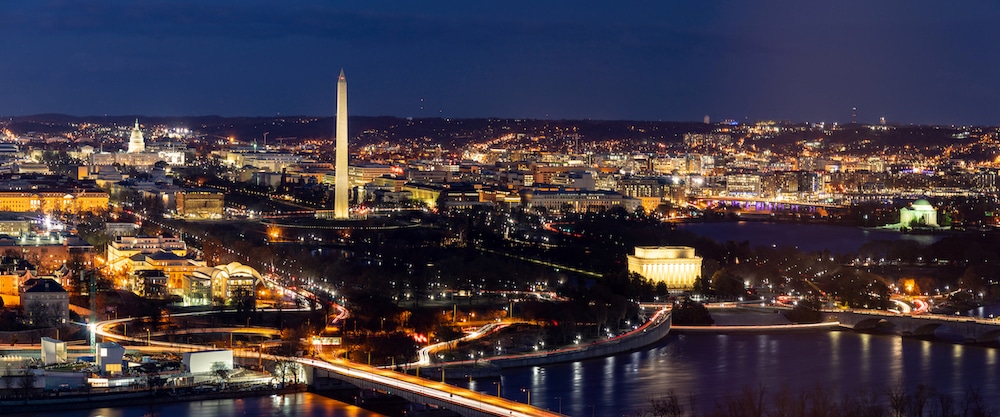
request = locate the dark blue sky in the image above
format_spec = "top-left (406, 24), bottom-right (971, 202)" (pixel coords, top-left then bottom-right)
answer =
top-left (2, 1), bottom-right (999, 124)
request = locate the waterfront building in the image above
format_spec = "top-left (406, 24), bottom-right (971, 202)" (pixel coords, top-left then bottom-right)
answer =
top-left (900, 199), bottom-right (938, 227)
top-left (41, 337), bottom-right (67, 365)
top-left (627, 246), bottom-right (703, 290)
top-left (96, 342), bottom-right (125, 375)
top-left (725, 173), bottom-right (762, 197)
top-left (183, 350), bottom-right (234, 374)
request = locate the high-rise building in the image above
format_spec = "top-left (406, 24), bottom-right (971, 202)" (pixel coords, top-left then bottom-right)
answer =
top-left (127, 120), bottom-right (145, 154)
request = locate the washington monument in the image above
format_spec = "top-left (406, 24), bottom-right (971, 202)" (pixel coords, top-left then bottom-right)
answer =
top-left (333, 69), bottom-right (349, 219)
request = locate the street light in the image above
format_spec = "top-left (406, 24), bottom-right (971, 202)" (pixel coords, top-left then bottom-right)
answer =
top-left (493, 380), bottom-right (501, 397)
top-left (555, 396), bottom-right (562, 413)
top-left (146, 329), bottom-right (151, 346)
top-left (521, 387), bottom-right (530, 405)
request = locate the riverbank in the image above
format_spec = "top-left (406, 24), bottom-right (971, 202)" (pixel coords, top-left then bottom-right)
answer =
top-left (0, 384), bottom-right (307, 414)
top-left (425, 307), bottom-right (672, 375)
top-left (672, 322), bottom-right (841, 333)
top-left (672, 307), bottom-right (841, 333)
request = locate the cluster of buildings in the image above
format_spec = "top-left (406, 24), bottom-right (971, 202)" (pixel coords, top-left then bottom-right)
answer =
top-left (10, 77), bottom-right (1000, 223)
top-left (1, 338), bottom-right (264, 393)
top-left (0, 256), bottom-right (72, 327)
top-left (105, 234), bottom-right (263, 305)
top-left (0, 120), bottom-right (222, 220)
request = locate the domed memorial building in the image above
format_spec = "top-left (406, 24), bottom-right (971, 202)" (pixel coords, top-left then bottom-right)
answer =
top-left (899, 199), bottom-right (938, 227)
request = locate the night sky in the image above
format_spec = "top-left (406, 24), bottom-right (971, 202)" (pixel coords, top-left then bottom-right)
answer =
top-left (2, 1), bottom-right (999, 125)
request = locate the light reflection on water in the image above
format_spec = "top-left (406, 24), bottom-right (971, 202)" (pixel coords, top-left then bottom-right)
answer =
top-left (453, 331), bottom-right (1000, 417)
top-left (27, 332), bottom-right (1000, 417)
top-left (21, 392), bottom-right (384, 417)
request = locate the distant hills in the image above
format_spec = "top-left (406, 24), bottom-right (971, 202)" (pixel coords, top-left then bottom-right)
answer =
top-left (3, 114), bottom-right (715, 147)
top-left (2, 114), bottom-right (977, 150)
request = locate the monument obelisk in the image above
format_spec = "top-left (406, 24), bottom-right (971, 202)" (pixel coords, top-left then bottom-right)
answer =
top-left (334, 69), bottom-right (349, 219)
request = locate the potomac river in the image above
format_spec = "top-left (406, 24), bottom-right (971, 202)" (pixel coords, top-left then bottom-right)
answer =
top-left (35, 222), bottom-right (995, 417)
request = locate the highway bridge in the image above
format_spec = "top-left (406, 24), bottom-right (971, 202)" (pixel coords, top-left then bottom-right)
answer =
top-left (825, 310), bottom-right (1000, 343)
top-left (695, 196), bottom-right (845, 213)
top-left (93, 313), bottom-right (566, 417)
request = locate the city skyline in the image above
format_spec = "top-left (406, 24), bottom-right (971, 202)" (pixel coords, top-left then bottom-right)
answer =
top-left (3, 1), bottom-right (1000, 125)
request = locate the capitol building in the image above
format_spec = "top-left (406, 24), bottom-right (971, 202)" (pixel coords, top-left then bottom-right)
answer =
top-left (89, 120), bottom-right (183, 169)
top-left (627, 246), bottom-right (703, 290)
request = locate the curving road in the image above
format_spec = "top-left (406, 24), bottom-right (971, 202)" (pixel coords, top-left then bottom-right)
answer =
top-left (92, 310), bottom-right (565, 416)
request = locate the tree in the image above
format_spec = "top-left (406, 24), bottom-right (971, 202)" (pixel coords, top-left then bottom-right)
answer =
top-left (784, 297), bottom-right (823, 323)
top-left (711, 268), bottom-right (746, 300)
top-left (670, 300), bottom-right (713, 326)
top-left (231, 286), bottom-right (256, 315)
top-left (210, 361), bottom-right (230, 383)
top-left (272, 360), bottom-right (301, 386)
top-left (645, 390), bottom-right (687, 417)
top-left (692, 275), bottom-right (712, 296)
top-left (18, 369), bottom-right (37, 397)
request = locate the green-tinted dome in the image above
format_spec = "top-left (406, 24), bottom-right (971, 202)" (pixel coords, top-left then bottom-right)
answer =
top-left (912, 199), bottom-right (932, 207)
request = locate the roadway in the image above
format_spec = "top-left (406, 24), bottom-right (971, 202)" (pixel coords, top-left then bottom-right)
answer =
top-left (91, 310), bottom-right (565, 417)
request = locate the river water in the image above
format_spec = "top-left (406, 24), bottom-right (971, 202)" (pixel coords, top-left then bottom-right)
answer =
top-left (36, 222), bottom-right (994, 417)
top-left (15, 392), bottom-right (386, 417)
top-left (39, 330), bottom-right (1000, 417)
top-left (674, 221), bottom-right (945, 254)
top-left (463, 330), bottom-right (1000, 416)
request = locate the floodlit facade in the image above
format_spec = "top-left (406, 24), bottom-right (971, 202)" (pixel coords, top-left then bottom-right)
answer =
top-left (41, 337), bottom-right (67, 365)
top-left (189, 262), bottom-right (263, 303)
top-left (183, 350), bottom-right (233, 374)
top-left (127, 120), bottom-right (146, 153)
top-left (899, 199), bottom-right (938, 227)
top-left (334, 69), bottom-right (350, 219)
top-left (627, 246), bottom-right (703, 290)
top-left (106, 235), bottom-right (187, 273)
top-left (176, 189), bottom-right (225, 219)
top-left (0, 191), bottom-right (109, 214)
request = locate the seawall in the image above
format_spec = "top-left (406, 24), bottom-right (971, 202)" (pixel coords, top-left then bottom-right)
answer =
top-left (485, 308), bottom-right (671, 368)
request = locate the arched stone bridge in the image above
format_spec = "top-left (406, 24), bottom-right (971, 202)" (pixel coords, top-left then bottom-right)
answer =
top-left (825, 310), bottom-right (1000, 343)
